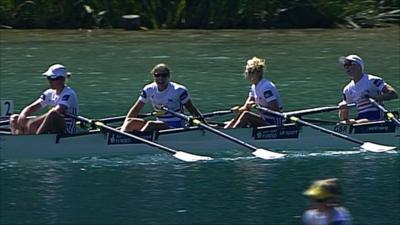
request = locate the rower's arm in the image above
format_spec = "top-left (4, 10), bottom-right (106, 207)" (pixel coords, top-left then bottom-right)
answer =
top-left (338, 100), bottom-right (350, 121)
top-left (124, 100), bottom-right (145, 121)
top-left (373, 84), bottom-right (398, 102)
top-left (16, 99), bottom-right (42, 129)
top-left (19, 99), bottom-right (42, 118)
top-left (184, 100), bottom-right (202, 118)
top-left (240, 96), bottom-right (255, 112)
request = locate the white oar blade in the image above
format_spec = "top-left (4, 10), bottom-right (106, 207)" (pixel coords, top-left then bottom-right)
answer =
top-left (252, 149), bottom-right (286, 160)
top-left (360, 142), bottom-right (397, 153)
top-left (174, 151), bottom-right (213, 162)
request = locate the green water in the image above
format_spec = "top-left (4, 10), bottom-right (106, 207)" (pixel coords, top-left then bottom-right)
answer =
top-left (0, 29), bottom-right (399, 225)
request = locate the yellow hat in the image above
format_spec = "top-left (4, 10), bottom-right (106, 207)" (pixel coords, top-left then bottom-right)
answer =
top-left (303, 179), bottom-right (340, 200)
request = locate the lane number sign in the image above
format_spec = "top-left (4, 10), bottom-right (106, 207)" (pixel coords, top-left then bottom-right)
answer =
top-left (1, 100), bottom-right (14, 117)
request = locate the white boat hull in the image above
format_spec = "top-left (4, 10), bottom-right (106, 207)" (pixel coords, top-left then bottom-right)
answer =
top-left (1, 121), bottom-right (398, 159)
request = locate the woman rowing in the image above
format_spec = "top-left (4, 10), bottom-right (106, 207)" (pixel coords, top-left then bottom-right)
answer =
top-left (10, 64), bottom-right (79, 135)
top-left (121, 63), bottom-right (203, 132)
top-left (338, 54), bottom-right (398, 124)
top-left (225, 56), bottom-right (284, 128)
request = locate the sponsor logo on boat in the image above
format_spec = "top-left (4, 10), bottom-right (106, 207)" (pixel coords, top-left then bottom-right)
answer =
top-left (353, 122), bottom-right (396, 134)
top-left (107, 132), bottom-right (154, 145)
top-left (253, 126), bottom-right (299, 140)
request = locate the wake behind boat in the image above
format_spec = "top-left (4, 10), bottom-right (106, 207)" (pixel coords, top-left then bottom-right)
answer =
top-left (1, 120), bottom-right (398, 159)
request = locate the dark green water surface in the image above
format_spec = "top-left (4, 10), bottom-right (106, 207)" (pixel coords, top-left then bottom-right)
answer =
top-left (0, 29), bottom-right (399, 225)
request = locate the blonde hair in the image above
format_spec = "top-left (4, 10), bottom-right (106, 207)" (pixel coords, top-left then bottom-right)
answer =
top-left (245, 57), bottom-right (266, 78)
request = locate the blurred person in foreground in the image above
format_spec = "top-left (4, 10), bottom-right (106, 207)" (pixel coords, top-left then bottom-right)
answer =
top-left (338, 54), bottom-right (398, 124)
top-left (121, 63), bottom-right (203, 132)
top-left (303, 178), bottom-right (352, 225)
top-left (224, 56), bottom-right (283, 128)
top-left (10, 64), bottom-right (79, 135)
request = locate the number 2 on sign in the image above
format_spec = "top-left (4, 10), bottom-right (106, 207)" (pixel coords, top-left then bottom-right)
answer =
top-left (1, 100), bottom-right (14, 116)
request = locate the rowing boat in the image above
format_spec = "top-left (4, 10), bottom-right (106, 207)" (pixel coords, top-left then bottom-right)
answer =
top-left (1, 120), bottom-right (398, 159)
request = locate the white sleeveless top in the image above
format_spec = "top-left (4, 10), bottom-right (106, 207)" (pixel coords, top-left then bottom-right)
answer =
top-left (38, 86), bottom-right (79, 134)
top-left (342, 74), bottom-right (386, 115)
top-left (138, 82), bottom-right (190, 124)
top-left (250, 78), bottom-right (283, 121)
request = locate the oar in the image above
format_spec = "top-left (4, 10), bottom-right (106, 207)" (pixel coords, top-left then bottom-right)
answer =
top-left (161, 106), bottom-right (286, 160)
top-left (98, 112), bottom-right (156, 124)
top-left (0, 115), bottom-right (36, 127)
top-left (369, 98), bottom-right (400, 126)
top-left (0, 119), bottom-right (10, 126)
top-left (285, 103), bottom-right (355, 117)
top-left (256, 106), bottom-right (396, 153)
top-left (67, 113), bottom-right (212, 162)
top-left (98, 109), bottom-right (234, 124)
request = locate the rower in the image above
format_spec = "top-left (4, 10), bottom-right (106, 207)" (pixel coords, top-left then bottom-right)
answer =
top-left (10, 64), bottom-right (79, 135)
top-left (225, 56), bottom-right (284, 128)
top-left (121, 63), bottom-right (203, 132)
top-left (338, 54), bottom-right (398, 124)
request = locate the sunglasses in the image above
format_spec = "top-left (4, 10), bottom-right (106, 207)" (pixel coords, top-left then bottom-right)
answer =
top-left (153, 72), bottom-right (169, 78)
top-left (343, 60), bottom-right (354, 67)
top-left (47, 76), bottom-right (63, 81)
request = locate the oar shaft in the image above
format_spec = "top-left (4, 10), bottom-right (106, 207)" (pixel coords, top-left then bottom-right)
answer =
top-left (97, 109), bottom-right (233, 124)
top-left (256, 106), bottom-right (364, 145)
top-left (198, 121), bottom-right (257, 151)
top-left (203, 110), bottom-right (233, 117)
top-left (99, 123), bottom-right (178, 154)
top-left (162, 107), bottom-right (257, 151)
top-left (284, 104), bottom-right (355, 117)
top-left (0, 120), bottom-right (10, 126)
top-left (98, 113), bottom-right (154, 123)
top-left (291, 117), bottom-right (363, 145)
top-left (68, 113), bottom-right (177, 154)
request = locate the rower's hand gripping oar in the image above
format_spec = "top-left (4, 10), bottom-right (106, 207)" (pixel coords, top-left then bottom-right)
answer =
top-left (256, 106), bottom-right (396, 153)
top-left (67, 113), bottom-right (212, 162)
top-left (160, 106), bottom-right (286, 160)
top-left (369, 98), bottom-right (400, 127)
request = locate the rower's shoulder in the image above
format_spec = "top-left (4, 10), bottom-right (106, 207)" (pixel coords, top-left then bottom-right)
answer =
top-left (142, 82), bottom-right (157, 90)
top-left (259, 78), bottom-right (278, 89)
top-left (64, 86), bottom-right (78, 95)
top-left (170, 82), bottom-right (188, 91)
top-left (365, 73), bottom-right (383, 81)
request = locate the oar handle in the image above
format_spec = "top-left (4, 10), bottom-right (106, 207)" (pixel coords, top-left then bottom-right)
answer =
top-left (369, 98), bottom-right (400, 126)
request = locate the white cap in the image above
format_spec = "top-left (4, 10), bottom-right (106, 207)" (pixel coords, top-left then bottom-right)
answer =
top-left (42, 64), bottom-right (70, 79)
top-left (339, 54), bottom-right (364, 72)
